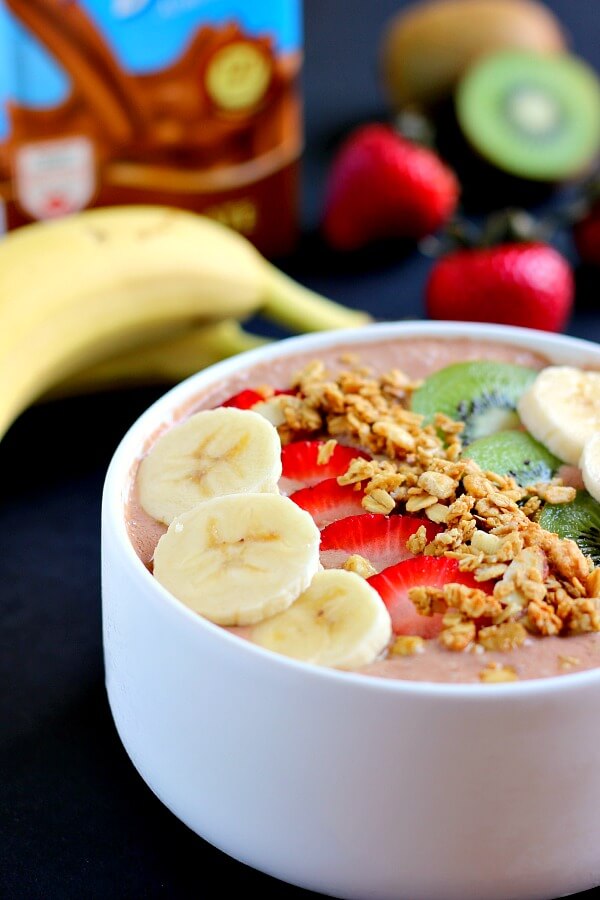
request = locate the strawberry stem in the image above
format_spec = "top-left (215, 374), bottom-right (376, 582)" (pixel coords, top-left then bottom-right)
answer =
top-left (393, 108), bottom-right (436, 149)
top-left (481, 208), bottom-right (542, 246)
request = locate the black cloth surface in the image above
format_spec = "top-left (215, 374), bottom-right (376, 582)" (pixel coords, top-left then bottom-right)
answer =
top-left (1, 1), bottom-right (599, 897)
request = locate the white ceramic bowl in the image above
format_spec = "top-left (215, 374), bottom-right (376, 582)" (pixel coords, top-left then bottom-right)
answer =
top-left (102, 322), bottom-right (600, 900)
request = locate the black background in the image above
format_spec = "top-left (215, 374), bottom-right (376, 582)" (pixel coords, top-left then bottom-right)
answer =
top-left (1, 1), bottom-right (599, 897)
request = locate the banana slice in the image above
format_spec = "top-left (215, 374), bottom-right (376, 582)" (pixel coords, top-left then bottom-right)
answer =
top-left (517, 366), bottom-right (600, 465)
top-left (251, 395), bottom-right (287, 427)
top-left (581, 432), bottom-right (600, 503)
top-left (153, 493), bottom-right (320, 626)
top-left (138, 407), bottom-right (282, 525)
top-left (252, 569), bottom-right (392, 670)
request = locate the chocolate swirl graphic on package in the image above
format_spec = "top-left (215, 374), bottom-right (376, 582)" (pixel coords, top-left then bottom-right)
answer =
top-left (0, 0), bottom-right (302, 255)
top-left (6, 0), bottom-right (151, 145)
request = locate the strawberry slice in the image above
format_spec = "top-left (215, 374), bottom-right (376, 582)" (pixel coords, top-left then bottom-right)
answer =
top-left (221, 387), bottom-right (296, 411)
top-left (368, 556), bottom-right (485, 638)
top-left (221, 389), bottom-right (265, 409)
top-left (290, 478), bottom-right (365, 528)
top-left (320, 513), bottom-right (443, 573)
top-left (281, 440), bottom-right (370, 486)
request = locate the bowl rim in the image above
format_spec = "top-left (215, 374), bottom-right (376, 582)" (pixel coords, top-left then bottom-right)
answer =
top-left (103, 320), bottom-right (600, 699)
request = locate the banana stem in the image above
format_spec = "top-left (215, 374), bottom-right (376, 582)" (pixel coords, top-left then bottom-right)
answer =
top-left (261, 263), bottom-right (372, 332)
top-left (49, 320), bottom-right (268, 398)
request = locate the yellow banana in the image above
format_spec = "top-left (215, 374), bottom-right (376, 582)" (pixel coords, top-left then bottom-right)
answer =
top-left (0, 206), bottom-right (369, 440)
top-left (50, 320), bottom-right (267, 397)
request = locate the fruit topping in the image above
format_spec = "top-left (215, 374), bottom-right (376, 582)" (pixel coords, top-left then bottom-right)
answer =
top-left (463, 430), bottom-right (561, 487)
top-left (411, 360), bottom-right (538, 443)
top-left (221, 388), bottom-right (265, 409)
top-left (137, 407), bottom-right (282, 525)
top-left (368, 556), bottom-right (483, 638)
top-left (219, 387), bottom-right (297, 424)
top-left (153, 493), bottom-right (320, 626)
top-left (538, 490), bottom-right (600, 568)
top-left (320, 513), bottom-right (442, 572)
top-left (289, 478), bottom-right (366, 529)
top-left (581, 433), bottom-right (600, 505)
top-left (518, 366), bottom-right (600, 466)
top-left (252, 569), bottom-right (392, 670)
top-left (281, 440), bottom-right (371, 486)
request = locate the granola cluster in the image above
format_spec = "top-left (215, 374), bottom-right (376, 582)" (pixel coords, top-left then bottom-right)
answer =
top-left (278, 360), bottom-right (600, 660)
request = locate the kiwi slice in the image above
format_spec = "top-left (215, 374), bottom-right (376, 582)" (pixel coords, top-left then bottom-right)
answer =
top-left (411, 361), bottom-right (537, 444)
top-left (463, 430), bottom-right (560, 486)
top-left (456, 52), bottom-right (600, 181)
top-left (539, 491), bottom-right (600, 566)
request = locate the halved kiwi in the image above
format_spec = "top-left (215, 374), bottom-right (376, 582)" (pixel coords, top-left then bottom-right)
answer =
top-left (410, 360), bottom-right (537, 444)
top-left (380, 0), bottom-right (566, 110)
top-left (462, 430), bottom-right (560, 486)
top-left (538, 491), bottom-right (600, 565)
top-left (456, 52), bottom-right (600, 181)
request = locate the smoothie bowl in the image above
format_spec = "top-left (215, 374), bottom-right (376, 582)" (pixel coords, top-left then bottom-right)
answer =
top-left (102, 322), bottom-right (600, 900)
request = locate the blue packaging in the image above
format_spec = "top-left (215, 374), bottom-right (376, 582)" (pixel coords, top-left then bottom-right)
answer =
top-left (0, 0), bottom-right (302, 255)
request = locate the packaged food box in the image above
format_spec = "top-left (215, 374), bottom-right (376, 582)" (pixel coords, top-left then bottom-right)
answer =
top-left (0, 0), bottom-right (302, 256)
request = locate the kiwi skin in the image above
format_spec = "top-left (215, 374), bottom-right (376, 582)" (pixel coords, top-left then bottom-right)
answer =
top-left (539, 491), bottom-right (600, 566)
top-left (380, 0), bottom-right (566, 110)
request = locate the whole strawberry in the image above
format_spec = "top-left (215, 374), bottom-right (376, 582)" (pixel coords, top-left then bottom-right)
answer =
top-left (574, 201), bottom-right (600, 265)
top-left (322, 124), bottom-right (459, 251)
top-left (426, 242), bottom-right (574, 332)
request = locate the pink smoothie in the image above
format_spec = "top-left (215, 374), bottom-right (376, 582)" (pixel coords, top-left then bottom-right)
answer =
top-left (126, 335), bottom-right (600, 683)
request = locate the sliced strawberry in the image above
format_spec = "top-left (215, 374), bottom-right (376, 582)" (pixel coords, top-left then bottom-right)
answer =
top-left (320, 513), bottom-right (443, 573)
top-left (289, 478), bottom-right (365, 529)
top-left (221, 387), bottom-right (296, 410)
top-left (281, 440), bottom-right (370, 487)
top-left (220, 389), bottom-right (265, 409)
top-left (368, 556), bottom-right (485, 638)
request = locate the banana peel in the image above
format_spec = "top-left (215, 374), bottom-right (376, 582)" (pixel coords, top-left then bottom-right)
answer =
top-left (0, 206), bottom-right (370, 441)
top-left (49, 320), bottom-right (267, 397)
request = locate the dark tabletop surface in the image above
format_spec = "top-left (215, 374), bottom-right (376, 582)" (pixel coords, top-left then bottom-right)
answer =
top-left (1, 1), bottom-right (599, 897)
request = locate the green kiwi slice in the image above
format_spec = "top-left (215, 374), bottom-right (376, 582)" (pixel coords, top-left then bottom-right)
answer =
top-left (410, 360), bottom-right (537, 444)
top-left (462, 430), bottom-right (560, 486)
top-left (539, 491), bottom-right (600, 566)
top-left (456, 51), bottom-right (600, 180)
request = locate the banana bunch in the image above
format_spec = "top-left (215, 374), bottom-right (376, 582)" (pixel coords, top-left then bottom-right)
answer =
top-left (50, 319), bottom-right (267, 398)
top-left (0, 205), bottom-right (369, 441)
